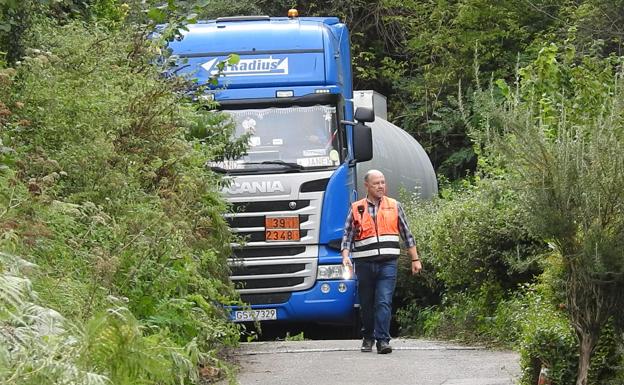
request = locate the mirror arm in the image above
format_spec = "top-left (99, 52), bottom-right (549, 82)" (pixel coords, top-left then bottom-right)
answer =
top-left (343, 120), bottom-right (357, 166)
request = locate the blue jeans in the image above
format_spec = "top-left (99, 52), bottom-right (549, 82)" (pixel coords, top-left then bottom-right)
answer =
top-left (355, 258), bottom-right (398, 343)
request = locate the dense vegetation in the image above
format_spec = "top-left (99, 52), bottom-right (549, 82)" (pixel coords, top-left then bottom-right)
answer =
top-left (1, 1), bottom-right (623, 385)
top-left (0, 2), bottom-right (248, 384)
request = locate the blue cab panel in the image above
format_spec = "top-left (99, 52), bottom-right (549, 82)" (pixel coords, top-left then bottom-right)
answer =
top-left (167, 18), bottom-right (348, 92)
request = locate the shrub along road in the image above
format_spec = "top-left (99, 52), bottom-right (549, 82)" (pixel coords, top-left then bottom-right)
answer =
top-left (221, 339), bottom-right (520, 385)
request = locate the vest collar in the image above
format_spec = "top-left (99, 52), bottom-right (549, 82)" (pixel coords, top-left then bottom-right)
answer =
top-left (366, 195), bottom-right (384, 207)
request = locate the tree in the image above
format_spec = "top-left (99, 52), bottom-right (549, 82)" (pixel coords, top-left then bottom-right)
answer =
top-left (476, 42), bottom-right (624, 385)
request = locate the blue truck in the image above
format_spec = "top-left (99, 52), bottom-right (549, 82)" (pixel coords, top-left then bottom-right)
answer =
top-left (167, 12), bottom-right (437, 328)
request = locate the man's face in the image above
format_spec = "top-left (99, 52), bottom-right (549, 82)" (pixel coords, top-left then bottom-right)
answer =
top-left (365, 172), bottom-right (386, 200)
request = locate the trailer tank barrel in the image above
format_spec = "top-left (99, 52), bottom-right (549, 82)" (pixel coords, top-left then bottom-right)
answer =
top-left (354, 91), bottom-right (437, 200)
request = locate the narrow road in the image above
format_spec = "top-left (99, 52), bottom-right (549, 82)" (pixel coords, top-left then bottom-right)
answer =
top-left (222, 338), bottom-right (520, 385)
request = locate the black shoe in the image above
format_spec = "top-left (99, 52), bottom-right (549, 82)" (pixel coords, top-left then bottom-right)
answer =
top-left (376, 340), bottom-right (392, 354)
top-left (360, 339), bottom-right (374, 352)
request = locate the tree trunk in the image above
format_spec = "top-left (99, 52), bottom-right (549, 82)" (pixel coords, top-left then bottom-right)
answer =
top-left (575, 328), bottom-right (597, 385)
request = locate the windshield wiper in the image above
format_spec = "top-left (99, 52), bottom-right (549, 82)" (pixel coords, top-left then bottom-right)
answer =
top-left (208, 165), bottom-right (229, 173)
top-left (208, 165), bottom-right (267, 174)
top-left (245, 160), bottom-right (304, 170)
top-left (208, 160), bottom-right (303, 174)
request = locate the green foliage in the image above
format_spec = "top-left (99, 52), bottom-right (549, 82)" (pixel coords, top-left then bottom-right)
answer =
top-left (517, 260), bottom-right (622, 385)
top-left (517, 287), bottom-right (578, 385)
top-left (284, 331), bottom-right (305, 341)
top-left (396, 178), bottom-right (545, 347)
top-left (0, 12), bottom-right (247, 383)
top-left (91, 0), bottom-right (130, 26)
top-left (78, 306), bottom-right (203, 385)
top-left (470, 36), bottom-right (624, 384)
top-left (398, 261), bottom-right (623, 384)
top-left (0, 251), bottom-right (208, 385)
top-left (0, 0), bottom-right (41, 63)
top-left (325, 0), bottom-right (561, 178)
top-left (587, 321), bottom-right (623, 385)
top-left (400, 179), bottom-right (544, 294)
top-left (397, 284), bottom-right (504, 343)
top-left (493, 42), bottom-right (624, 310)
top-left (398, 282), bottom-right (531, 347)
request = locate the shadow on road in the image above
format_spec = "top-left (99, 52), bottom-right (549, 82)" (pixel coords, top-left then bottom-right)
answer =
top-left (239, 319), bottom-right (401, 342)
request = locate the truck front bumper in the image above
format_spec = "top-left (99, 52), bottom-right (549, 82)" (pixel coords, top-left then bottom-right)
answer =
top-left (230, 279), bottom-right (357, 324)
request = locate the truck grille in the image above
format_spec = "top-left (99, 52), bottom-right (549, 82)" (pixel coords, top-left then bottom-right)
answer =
top-left (227, 215), bottom-right (310, 228)
top-left (234, 277), bottom-right (305, 290)
top-left (231, 264), bottom-right (306, 276)
top-left (225, 172), bottom-right (331, 295)
top-left (225, 197), bottom-right (318, 246)
top-left (233, 246), bottom-right (306, 259)
top-left (229, 256), bottom-right (317, 294)
top-left (231, 200), bottom-right (311, 212)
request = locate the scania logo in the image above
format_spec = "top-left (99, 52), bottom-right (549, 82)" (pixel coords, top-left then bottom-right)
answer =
top-left (225, 181), bottom-right (287, 195)
top-left (201, 56), bottom-right (289, 77)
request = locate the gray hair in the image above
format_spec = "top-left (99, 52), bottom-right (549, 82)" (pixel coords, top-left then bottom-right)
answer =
top-left (364, 169), bottom-right (384, 182)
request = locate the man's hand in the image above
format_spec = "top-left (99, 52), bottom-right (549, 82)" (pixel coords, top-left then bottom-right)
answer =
top-left (407, 246), bottom-right (421, 275)
top-left (411, 259), bottom-right (422, 275)
top-left (342, 254), bottom-right (353, 269)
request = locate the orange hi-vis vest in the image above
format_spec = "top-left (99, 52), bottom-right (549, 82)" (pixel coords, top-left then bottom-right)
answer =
top-left (351, 196), bottom-right (401, 259)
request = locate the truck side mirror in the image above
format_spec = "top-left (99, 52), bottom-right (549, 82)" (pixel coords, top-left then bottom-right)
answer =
top-left (353, 122), bottom-right (373, 162)
top-left (354, 107), bottom-right (374, 123)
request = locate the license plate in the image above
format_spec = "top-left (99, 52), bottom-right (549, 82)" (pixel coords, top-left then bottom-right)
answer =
top-left (233, 309), bottom-right (277, 322)
top-left (265, 216), bottom-right (300, 241)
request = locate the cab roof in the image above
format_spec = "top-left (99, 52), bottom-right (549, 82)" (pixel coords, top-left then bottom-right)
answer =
top-left (169, 17), bottom-right (342, 56)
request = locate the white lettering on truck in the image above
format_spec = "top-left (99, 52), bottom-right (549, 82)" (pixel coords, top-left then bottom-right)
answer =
top-left (201, 57), bottom-right (289, 77)
top-left (225, 181), bottom-right (286, 195)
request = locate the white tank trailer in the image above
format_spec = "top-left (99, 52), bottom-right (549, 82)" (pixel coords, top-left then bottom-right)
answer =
top-left (354, 90), bottom-right (438, 200)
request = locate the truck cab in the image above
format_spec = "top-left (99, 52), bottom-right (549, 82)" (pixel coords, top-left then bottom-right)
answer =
top-left (168, 15), bottom-right (365, 325)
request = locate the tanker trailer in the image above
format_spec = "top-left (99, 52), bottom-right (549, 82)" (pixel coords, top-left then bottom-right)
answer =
top-left (354, 90), bottom-right (438, 199)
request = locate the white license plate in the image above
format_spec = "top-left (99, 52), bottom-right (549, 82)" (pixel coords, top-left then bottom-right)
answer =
top-left (233, 309), bottom-right (277, 322)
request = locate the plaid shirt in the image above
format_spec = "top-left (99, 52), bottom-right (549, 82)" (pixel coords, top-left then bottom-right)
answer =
top-left (340, 197), bottom-right (416, 253)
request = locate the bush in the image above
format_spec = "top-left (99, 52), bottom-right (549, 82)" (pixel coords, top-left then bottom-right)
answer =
top-left (516, 260), bottom-right (621, 385)
top-left (517, 288), bottom-right (578, 385)
top-left (396, 178), bottom-right (545, 340)
top-left (0, 17), bottom-right (245, 384)
top-left (401, 179), bottom-right (543, 295)
top-left (397, 282), bottom-right (525, 347)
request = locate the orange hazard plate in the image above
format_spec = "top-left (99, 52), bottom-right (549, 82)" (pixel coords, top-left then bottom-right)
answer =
top-left (265, 216), bottom-right (300, 241)
top-left (265, 229), bottom-right (301, 241)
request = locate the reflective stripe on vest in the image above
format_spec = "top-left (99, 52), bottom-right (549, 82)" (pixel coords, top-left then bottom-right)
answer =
top-left (351, 196), bottom-right (400, 259)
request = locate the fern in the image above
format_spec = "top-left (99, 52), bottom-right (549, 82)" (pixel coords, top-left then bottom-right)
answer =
top-left (0, 251), bottom-right (207, 385)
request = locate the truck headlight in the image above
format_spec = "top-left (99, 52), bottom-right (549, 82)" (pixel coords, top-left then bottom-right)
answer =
top-left (317, 264), bottom-right (352, 280)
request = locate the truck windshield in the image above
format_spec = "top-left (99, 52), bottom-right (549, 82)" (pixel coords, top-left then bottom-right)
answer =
top-left (213, 105), bottom-right (340, 171)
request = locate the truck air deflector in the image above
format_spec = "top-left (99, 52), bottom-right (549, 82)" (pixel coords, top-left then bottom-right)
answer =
top-left (170, 21), bottom-right (325, 54)
top-left (176, 49), bottom-right (324, 58)
top-left (215, 16), bottom-right (270, 22)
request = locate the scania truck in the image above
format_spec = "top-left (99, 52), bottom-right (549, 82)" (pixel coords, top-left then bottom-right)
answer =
top-left (167, 11), bottom-right (437, 327)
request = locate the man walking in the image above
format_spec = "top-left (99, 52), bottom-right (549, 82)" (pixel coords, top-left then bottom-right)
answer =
top-left (341, 169), bottom-right (422, 354)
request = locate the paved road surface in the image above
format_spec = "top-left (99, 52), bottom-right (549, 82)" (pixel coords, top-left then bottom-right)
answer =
top-left (221, 338), bottom-right (520, 385)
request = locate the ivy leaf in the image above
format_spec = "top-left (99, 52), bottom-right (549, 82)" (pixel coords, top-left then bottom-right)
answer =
top-left (147, 8), bottom-right (168, 24)
top-left (186, 13), bottom-right (198, 23)
top-left (227, 54), bottom-right (240, 66)
top-left (495, 79), bottom-right (510, 98)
